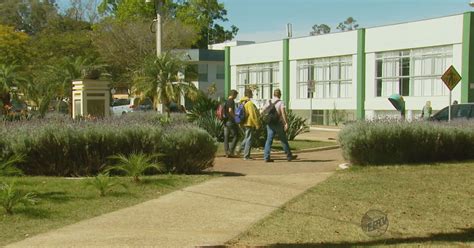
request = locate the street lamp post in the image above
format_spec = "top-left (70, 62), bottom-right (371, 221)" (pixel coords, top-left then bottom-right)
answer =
top-left (146, 0), bottom-right (162, 56)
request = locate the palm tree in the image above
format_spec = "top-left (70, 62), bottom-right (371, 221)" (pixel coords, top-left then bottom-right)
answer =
top-left (133, 52), bottom-right (198, 117)
top-left (106, 153), bottom-right (164, 183)
top-left (48, 56), bottom-right (106, 115)
top-left (0, 63), bottom-right (22, 115)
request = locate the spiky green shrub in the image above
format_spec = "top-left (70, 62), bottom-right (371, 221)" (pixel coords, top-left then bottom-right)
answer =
top-left (161, 126), bottom-right (217, 174)
top-left (85, 172), bottom-right (128, 196)
top-left (286, 110), bottom-right (309, 141)
top-left (0, 182), bottom-right (37, 215)
top-left (0, 154), bottom-right (24, 176)
top-left (339, 120), bottom-right (474, 165)
top-left (186, 93), bottom-right (220, 122)
top-left (193, 110), bottom-right (225, 142)
top-left (107, 153), bottom-right (164, 182)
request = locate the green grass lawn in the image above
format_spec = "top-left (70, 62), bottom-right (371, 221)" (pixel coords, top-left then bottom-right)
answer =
top-left (0, 174), bottom-right (215, 246)
top-left (216, 139), bottom-right (336, 156)
top-left (229, 163), bottom-right (474, 247)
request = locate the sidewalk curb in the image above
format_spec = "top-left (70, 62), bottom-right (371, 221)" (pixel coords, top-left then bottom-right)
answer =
top-left (217, 145), bottom-right (340, 158)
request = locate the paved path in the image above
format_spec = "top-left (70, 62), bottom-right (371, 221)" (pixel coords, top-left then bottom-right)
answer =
top-left (8, 149), bottom-right (344, 248)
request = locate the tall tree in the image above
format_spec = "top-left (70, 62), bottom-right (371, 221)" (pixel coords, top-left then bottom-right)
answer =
top-left (0, 25), bottom-right (30, 65)
top-left (0, 0), bottom-right (59, 35)
top-left (337, 17), bottom-right (359, 32)
top-left (97, 0), bottom-right (238, 48)
top-left (175, 0), bottom-right (238, 47)
top-left (0, 63), bottom-right (22, 114)
top-left (133, 52), bottom-right (198, 117)
top-left (310, 24), bottom-right (331, 36)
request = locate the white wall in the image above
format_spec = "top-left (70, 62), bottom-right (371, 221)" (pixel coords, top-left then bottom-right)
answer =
top-left (366, 15), bottom-right (463, 53)
top-left (290, 31), bottom-right (358, 60)
top-left (230, 41), bottom-right (282, 65)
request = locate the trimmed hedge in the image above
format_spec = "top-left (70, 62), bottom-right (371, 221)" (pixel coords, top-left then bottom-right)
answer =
top-left (0, 113), bottom-right (217, 176)
top-left (338, 120), bottom-right (474, 165)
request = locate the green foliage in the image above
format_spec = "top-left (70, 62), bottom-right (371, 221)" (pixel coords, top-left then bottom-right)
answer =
top-left (331, 103), bottom-right (346, 126)
top-left (0, 24), bottom-right (30, 65)
top-left (133, 53), bottom-right (198, 116)
top-left (0, 114), bottom-right (215, 176)
top-left (161, 126), bottom-right (217, 174)
top-left (186, 92), bottom-right (219, 122)
top-left (339, 121), bottom-right (474, 165)
top-left (107, 153), bottom-right (164, 182)
top-left (0, 154), bottom-right (24, 176)
top-left (286, 110), bottom-right (309, 141)
top-left (85, 172), bottom-right (128, 196)
top-left (0, 181), bottom-right (37, 215)
top-left (193, 110), bottom-right (225, 142)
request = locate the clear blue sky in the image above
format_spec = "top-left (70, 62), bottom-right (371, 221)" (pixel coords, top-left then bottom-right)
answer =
top-left (220, 0), bottom-right (474, 42)
top-left (57, 0), bottom-right (474, 42)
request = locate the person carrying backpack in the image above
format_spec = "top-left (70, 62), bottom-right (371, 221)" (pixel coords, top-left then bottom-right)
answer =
top-left (261, 89), bottom-right (297, 163)
top-left (238, 88), bottom-right (260, 160)
top-left (223, 90), bottom-right (240, 158)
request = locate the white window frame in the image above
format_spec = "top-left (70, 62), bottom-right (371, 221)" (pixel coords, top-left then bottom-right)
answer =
top-left (375, 45), bottom-right (452, 97)
top-left (236, 62), bottom-right (280, 100)
top-left (296, 56), bottom-right (352, 99)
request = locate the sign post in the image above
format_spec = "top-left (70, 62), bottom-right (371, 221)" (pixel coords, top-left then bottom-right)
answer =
top-left (441, 65), bottom-right (462, 122)
top-left (308, 80), bottom-right (315, 125)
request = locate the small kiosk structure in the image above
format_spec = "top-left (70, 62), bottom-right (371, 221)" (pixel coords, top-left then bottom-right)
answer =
top-left (72, 80), bottom-right (110, 119)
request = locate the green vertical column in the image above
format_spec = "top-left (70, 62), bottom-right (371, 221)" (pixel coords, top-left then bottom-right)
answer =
top-left (357, 28), bottom-right (366, 120)
top-left (462, 12), bottom-right (474, 103)
top-left (224, 46), bottom-right (231, 98)
top-left (283, 38), bottom-right (290, 108)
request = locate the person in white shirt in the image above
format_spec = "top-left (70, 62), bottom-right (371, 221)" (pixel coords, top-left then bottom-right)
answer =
top-left (261, 89), bottom-right (297, 162)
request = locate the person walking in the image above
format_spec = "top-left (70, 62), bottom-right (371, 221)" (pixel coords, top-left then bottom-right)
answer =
top-left (262, 89), bottom-right (297, 162)
top-left (239, 89), bottom-right (260, 160)
top-left (421, 101), bottom-right (432, 120)
top-left (223, 90), bottom-right (239, 158)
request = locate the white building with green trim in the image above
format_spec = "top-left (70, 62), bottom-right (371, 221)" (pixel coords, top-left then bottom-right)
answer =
top-left (224, 12), bottom-right (474, 125)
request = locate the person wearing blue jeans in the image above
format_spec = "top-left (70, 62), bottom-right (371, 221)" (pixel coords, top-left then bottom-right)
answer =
top-left (223, 90), bottom-right (239, 157)
top-left (239, 89), bottom-right (260, 160)
top-left (262, 89), bottom-right (297, 162)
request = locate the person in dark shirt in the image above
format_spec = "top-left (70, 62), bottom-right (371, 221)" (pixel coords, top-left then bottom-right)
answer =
top-left (224, 90), bottom-right (239, 157)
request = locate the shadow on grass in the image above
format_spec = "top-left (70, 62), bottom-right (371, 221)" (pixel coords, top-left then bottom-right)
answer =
top-left (15, 207), bottom-right (54, 219)
top-left (35, 191), bottom-right (71, 204)
top-left (267, 228), bottom-right (474, 247)
top-left (272, 159), bottom-right (335, 163)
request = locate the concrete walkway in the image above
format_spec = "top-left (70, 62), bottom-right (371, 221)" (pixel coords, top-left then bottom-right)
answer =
top-left (7, 149), bottom-right (344, 248)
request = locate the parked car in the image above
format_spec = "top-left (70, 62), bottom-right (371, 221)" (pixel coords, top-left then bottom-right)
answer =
top-left (110, 98), bottom-right (153, 116)
top-left (430, 103), bottom-right (474, 121)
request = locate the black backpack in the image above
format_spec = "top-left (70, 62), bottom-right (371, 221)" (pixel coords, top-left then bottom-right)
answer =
top-left (261, 100), bottom-right (280, 124)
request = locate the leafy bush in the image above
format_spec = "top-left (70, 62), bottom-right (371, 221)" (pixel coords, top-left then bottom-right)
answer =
top-left (193, 110), bottom-right (225, 142)
top-left (161, 125), bottom-right (217, 174)
top-left (85, 173), bottom-right (128, 196)
top-left (0, 182), bottom-right (37, 215)
top-left (286, 110), bottom-right (309, 141)
top-left (107, 153), bottom-right (163, 182)
top-left (0, 154), bottom-right (24, 176)
top-left (0, 113), bottom-right (216, 176)
top-left (338, 120), bottom-right (474, 165)
top-left (186, 92), bottom-right (220, 122)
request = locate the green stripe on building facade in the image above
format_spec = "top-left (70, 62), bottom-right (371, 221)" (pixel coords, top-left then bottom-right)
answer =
top-left (462, 12), bottom-right (474, 103)
top-left (356, 28), bottom-right (366, 119)
top-left (224, 46), bottom-right (230, 98)
top-left (283, 39), bottom-right (290, 108)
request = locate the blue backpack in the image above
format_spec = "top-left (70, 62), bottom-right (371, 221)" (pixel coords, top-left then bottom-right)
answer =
top-left (234, 101), bottom-right (247, 124)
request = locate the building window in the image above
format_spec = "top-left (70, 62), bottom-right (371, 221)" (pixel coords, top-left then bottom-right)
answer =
top-left (198, 64), bottom-right (208, 82)
top-left (216, 65), bottom-right (225, 79)
top-left (375, 46), bottom-right (452, 97)
top-left (296, 56), bottom-right (352, 99)
top-left (236, 63), bottom-right (279, 100)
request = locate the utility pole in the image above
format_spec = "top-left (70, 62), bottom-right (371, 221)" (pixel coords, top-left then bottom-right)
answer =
top-left (146, 0), bottom-right (162, 56)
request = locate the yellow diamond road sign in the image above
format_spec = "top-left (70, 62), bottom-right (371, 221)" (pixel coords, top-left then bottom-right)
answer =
top-left (441, 65), bottom-right (462, 91)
